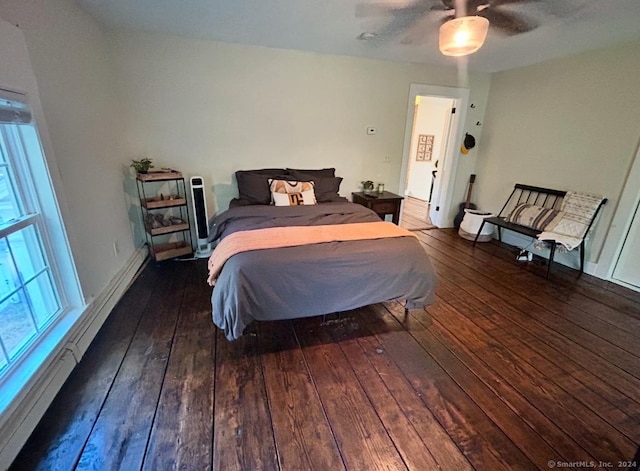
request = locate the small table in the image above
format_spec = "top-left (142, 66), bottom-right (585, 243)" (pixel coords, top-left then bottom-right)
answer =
top-left (352, 191), bottom-right (404, 225)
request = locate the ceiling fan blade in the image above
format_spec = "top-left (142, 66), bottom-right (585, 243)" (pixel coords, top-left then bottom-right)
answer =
top-left (396, 0), bottom-right (439, 17)
top-left (399, 14), bottom-right (439, 44)
top-left (357, 0), bottom-right (440, 40)
top-left (486, 0), bottom-right (577, 22)
top-left (374, 13), bottom-right (424, 40)
top-left (480, 8), bottom-right (537, 35)
top-left (355, 3), bottom-right (394, 17)
top-left (356, 0), bottom-right (438, 17)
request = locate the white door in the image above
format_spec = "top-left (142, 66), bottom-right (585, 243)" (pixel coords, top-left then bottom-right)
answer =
top-left (612, 200), bottom-right (640, 289)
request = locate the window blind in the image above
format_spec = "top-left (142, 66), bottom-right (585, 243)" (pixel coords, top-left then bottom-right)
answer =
top-left (0, 88), bottom-right (32, 125)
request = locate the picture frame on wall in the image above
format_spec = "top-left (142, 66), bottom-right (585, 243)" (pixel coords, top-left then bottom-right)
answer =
top-left (416, 134), bottom-right (434, 161)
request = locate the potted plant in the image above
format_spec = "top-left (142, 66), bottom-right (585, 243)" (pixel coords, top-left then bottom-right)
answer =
top-left (361, 180), bottom-right (375, 195)
top-left (130, 157), bottom-right (154, 174)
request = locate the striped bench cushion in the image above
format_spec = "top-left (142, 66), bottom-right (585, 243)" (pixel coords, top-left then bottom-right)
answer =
top-left (505, 203), bottom-right (563, 231)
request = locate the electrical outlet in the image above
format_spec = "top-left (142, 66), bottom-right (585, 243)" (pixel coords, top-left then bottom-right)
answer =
top-left (367, 127), bottom-right (377, 135)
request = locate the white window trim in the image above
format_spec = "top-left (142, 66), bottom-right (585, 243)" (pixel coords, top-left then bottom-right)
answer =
top-left (0, 89), bottom-right (85, 431)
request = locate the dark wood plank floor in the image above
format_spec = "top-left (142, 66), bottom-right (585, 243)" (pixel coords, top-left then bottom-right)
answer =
top-left (10, 229), bottom-right (640, 470)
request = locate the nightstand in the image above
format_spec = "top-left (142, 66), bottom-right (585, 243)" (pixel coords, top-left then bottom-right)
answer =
top-left (352, 191), bottom-right (404, 224)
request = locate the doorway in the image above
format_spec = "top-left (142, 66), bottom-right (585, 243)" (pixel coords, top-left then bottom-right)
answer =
top-left (402, 95), bottom-right (455, 230)
top-left (405, 96), bottom-right (455, 203)
top-left (400, 196), bottom-right (437, 231)
top-left (612, 201), bottom-right (640, 289)
top-left (603, 140), bottom-right (640, 291)
top-left (398, 84), bottom-right (469, 228)
top-left (596, 138), bottom-right (640, 291)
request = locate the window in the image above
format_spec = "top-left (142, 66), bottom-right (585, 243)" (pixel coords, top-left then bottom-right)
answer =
top-left (0, 89), bottom-right (81, 384)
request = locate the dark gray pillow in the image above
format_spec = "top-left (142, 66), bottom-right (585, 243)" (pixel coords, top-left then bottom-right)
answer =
top-left (235, 169), bottom-right (286, 205)
top-left (286, 167), bottom-right (335, 178)
top-left (287, 170), bottom-right (343, 202)
top-left (228, 197), bottom-right (253, 208)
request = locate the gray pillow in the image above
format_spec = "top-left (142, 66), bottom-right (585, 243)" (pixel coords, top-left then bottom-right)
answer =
top-left (286, 167), bottom-right (335, 178)
top-left (235, 169), bottom-right (287, 205)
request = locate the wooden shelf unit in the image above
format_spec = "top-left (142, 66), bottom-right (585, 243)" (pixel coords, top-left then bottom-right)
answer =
top-left (145, 222), bottom-right (190, 237)
top-left (141, 196), bottom-right (187, 210)
top-left (136, 170), bottom-right (183, 182)
top-left (136, 171), bottom-right (193, 261)
top-left (149, 241), bottom-right (193, 262)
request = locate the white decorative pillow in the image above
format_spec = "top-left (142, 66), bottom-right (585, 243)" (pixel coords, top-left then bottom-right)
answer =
top-left (268, 179), bottom-right (317, 206)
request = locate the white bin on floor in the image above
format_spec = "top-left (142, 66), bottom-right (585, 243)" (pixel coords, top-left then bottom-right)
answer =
top-left (459, 209), bottom-right (495, 242)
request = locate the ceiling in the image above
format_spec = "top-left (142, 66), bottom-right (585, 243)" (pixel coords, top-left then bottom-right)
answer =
top-left (75, 0), bottom-right (640, 73)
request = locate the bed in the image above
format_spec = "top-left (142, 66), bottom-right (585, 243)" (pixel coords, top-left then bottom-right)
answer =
top-left (207, 168), bottom-right (436, 340)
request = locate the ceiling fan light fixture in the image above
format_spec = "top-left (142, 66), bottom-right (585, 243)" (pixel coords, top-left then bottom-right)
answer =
top-left (439, 16), bottom-right (490, 57)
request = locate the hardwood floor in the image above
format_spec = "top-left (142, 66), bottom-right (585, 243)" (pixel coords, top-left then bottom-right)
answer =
top-left (10, 230), bottom-right (640, 470)
top-left (400, 196), bottom-right (435, 231)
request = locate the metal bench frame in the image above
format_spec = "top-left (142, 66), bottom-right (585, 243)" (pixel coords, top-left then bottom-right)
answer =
top-left (472, 183), bottom-right (607, 278)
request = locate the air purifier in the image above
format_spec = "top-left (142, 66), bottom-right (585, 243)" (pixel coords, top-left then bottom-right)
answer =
top-left (190, 176), bottom-right (212, 258)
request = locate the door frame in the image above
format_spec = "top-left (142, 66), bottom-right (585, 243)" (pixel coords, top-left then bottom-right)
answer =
top-left (595, 138), bottom-right (640, 284)
top-left (398, 83), bottom-right (470, 228)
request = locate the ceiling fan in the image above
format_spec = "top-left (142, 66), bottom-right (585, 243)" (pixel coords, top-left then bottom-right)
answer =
top-left (356, 0), bottom-right (544, 43)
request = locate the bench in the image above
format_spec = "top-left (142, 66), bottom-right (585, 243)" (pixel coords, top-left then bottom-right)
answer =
top-left (472, 183), bottom-right (607, 278)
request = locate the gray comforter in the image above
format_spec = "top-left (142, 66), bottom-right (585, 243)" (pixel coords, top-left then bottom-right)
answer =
top-left (208, 202), bottom-right (436, 340)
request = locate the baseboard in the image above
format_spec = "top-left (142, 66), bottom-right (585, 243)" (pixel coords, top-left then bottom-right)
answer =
top-left (0, 350), bottom-right (77, 470)
top-left (71, 247), bottom-right (148, 358)
top-left (0, 247), bottom-right (147, 469)
top-left (609, 277), bottom-right (640, 293)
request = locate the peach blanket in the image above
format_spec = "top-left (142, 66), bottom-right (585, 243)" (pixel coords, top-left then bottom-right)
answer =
top-left (207, 221), bottom-right (416, 286)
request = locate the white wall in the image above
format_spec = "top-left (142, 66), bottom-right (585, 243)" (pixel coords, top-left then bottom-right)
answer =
top-left (0, 1), bottom-right (145, 465)
top-left (474, 39), bottom-right (640, 269)
top-left (0, 0), bottom-right (137, 301)
top-left (110, 31), bottom-right (492, 220)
